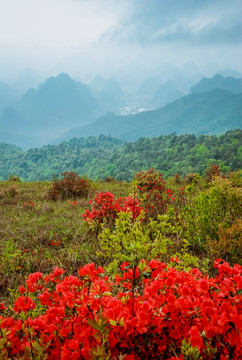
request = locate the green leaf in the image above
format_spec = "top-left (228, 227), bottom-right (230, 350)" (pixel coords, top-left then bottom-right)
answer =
top-left (109, 319), bottom-right (117, 326)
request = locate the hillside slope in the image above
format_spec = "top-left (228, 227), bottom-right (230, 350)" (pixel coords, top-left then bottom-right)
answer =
top-left (190, 74), bottom-right (242, 94)
top-left (62, 89), bottom-right (242, 142)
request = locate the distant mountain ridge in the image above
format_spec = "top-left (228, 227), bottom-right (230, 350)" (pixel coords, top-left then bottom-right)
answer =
top-left (13, 72), bottom-right (98, 127)
top-left (0, 72), bottom-right (241, 149)
top-left (190, 74), bottom-right (242, 94)
top-left (0, 73), bottom-right (119, 148)
top-left (61, 89), bottom-right (242, 142)
top-left (89, 75), bottom-right (124, 114)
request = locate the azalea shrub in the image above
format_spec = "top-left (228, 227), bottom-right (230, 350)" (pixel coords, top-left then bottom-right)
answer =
top-left (0, 259), bottom-right (241, 359)
top-left (48, 171), bottom-right (91, 200)
top-left (134, 168), bottom-right (175, 219)
top-left (82, 191), bottom-right (144, 226)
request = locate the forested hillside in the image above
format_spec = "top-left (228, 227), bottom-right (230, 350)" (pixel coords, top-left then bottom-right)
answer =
top-left (0, 135), bottom-right (124, 181)
top-left (85, 130), bottom-right (242, 180)
top-left (1, 130), bottom-right (241, 181)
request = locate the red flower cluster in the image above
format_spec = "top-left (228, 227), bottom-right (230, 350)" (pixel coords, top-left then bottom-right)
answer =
top-left (0, 260), bottom-right (241, 359)
top-left (82, 191), bottom-right (144, 223)
top-left (13, 296), bottom-right (36, 314)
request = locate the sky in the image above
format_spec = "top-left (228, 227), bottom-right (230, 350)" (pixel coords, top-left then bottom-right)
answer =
top-left (0, 0), bottom-right (242, 83)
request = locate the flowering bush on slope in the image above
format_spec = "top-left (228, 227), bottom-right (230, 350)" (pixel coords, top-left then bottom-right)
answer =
top-left (82, 191), bottom-right (144, 224)
top-left (134, 168), bottom-right (175, 220)
top-left (0, 259), bottom-right (241, 359)
top-left (48, 171), bottom-right (91, 200)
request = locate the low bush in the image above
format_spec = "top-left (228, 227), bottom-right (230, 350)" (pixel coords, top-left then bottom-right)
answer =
top-left (97, 212), bottom-right (175, 274)
top-left (48, 171), bottom-right (91, 200)
top-left (134, 168), bottom-right (175, 220)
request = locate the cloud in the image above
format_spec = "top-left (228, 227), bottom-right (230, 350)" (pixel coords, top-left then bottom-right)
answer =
top-left (104, 0), bottom-right (242, 46)
top-left (0, 0), bottom-right (119, 51)
top-left (0, 0), bottom-right (131, 77)
top-left (0, 0), bottom-right (241, 79)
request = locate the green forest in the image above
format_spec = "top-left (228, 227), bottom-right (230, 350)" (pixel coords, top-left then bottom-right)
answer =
top-left (1, 129), bottom-right (241, 181)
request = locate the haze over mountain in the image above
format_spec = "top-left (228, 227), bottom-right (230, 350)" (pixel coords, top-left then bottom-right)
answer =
top-left (0, 73), bottom-right (123, 148)
top-left (89, 75), bottom-right (123, 100)
top-left (1, 1), bottom-right (241, 83)
top-left (138, 76), bottom-right (162, 98)
top-left (191, 74), bottom-right (242, 94)
top-left (0, 82), bottom-right (17, 115)
top-left (0, 67), bottom-right (241, 150)
top-left (11, 68), bottom-right (43, 97)
top-left (217, 69), bottom-right (242, 78)
top-left (88, 75), bottom-right (124, 113)
top-left (149, 80), bottom-right (184, 109)
top-left (62, 89), bottom-right (242, 142)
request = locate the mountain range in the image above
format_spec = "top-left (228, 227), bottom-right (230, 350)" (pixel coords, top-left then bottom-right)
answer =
top-left (191, 74), bottom-right (242, 94)
top-left (61, 89), bottom-right (242, 142)
top-left (0, 71), bottom-right (241, 148)
top-left (0, 73), bottom-right (120, 148)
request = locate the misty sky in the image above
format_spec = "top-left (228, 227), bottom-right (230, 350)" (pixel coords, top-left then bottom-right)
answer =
top-left (0, 0), bottom-right (242, 82)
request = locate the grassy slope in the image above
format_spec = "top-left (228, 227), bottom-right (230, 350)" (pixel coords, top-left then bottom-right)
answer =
top-left (0, 179), bottom-right (131, 297)
top-left (0, 171), bottom-right (241, 304)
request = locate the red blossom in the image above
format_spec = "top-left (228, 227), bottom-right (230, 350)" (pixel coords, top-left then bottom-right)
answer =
top-left (13, 296), bottom-right (36, 313)
top-left (0, 259), bottom-right (241, 359)
top-left (18, 286), bottom-right (26, 294)
top-left (0, 302), bottom-right (6, 311)
top-left (82, 192), bottom-right (144, 223)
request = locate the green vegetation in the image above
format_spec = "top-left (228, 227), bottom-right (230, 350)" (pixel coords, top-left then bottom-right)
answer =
top-left (1, 129), bottom-right (241, 181)
top-left (0, 135), bottom-right (124, 181)
top-left (0, 167), bottom-right (241, 358)
top-left (0, 176), bottom-right (130, 295)
top-left (0, 168), bottom-right (241, 298)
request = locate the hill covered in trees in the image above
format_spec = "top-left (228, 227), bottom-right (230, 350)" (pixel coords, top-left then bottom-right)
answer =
top-left (1, 129), bottom-right (241, 181)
